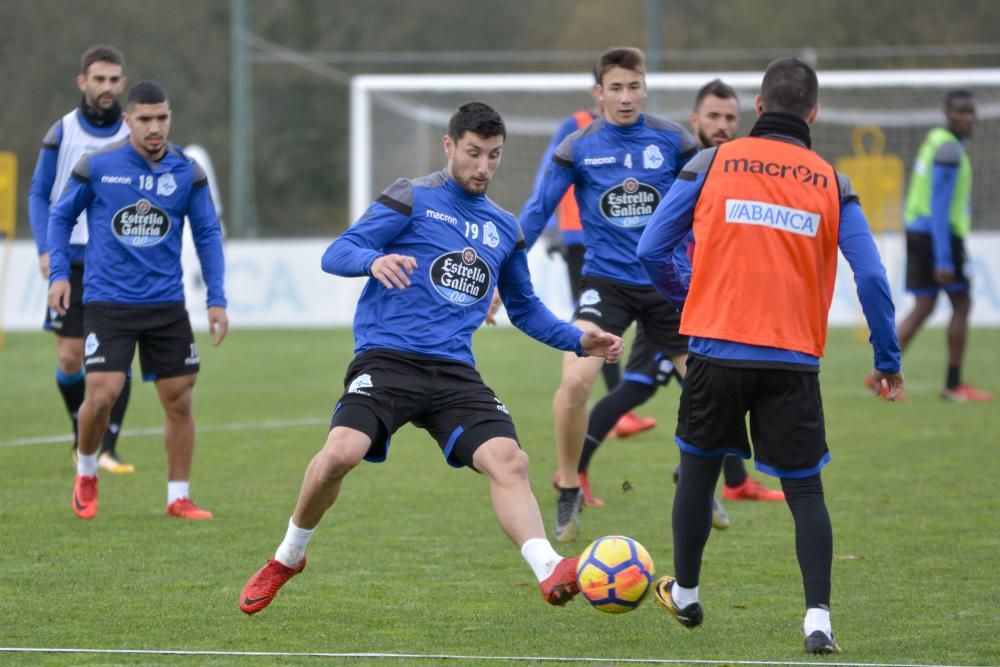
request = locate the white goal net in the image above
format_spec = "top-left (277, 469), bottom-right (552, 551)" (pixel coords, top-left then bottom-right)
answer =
top-left (351, 69), bottom-right (1000, 232)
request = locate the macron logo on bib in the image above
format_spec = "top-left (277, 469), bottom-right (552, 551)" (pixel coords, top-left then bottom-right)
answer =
top-left (725, 199), bottom-right (820, 238)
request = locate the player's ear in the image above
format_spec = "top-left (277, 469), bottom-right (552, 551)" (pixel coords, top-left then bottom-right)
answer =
top-left (442, 134), bottom-right (455, 159)
top-left (76, 73), bottom-right (87, 93)
top-left (806, 103), bottom-right (820, 126)
top-left (689, 111), bottom-right (698, 131)
top-left (754, 95), bottom-right (765, 117)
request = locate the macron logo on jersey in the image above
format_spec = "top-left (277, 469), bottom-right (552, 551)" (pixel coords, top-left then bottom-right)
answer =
top-left (101, 175), bottom-right (132, 185)
top-left (583, 156), bottom-right (616, 166)
top-left (725, 199), bottom-right (820, 238)
top-left (426, 209), bottom-right (458, 225)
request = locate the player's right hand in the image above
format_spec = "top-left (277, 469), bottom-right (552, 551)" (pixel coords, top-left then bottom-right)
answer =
top-left (870, 369), bottom-right (904, 401)
top-left (48, 279), bottom-right (71, 316)
top-left (371, 254), bottom-right (418, 290)
top-left (38, 252), bottom-right (51, 280)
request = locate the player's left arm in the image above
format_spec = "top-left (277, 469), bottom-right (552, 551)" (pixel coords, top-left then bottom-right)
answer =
top-left (837, 174), bottom-right (901, 375)
top-left (186, 171), bottom-right (229, 345)
top-left (637, 158), bottom-right (707, 307)
top-left (497, 235), bottom-right (622, 362)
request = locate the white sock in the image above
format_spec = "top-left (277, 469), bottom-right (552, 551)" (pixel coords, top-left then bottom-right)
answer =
top-left (167, 481), bottom-right (190, 505)
top-left (804, 606), bottom-right (832, 636)
top-left (520, 538), bottom-right (563, 582)
top-left (275, 518), bottom-right (315, 568)
top-left (672, 582), bottom-right (700, 608)
top-left (77, 452), bottom-right (98, 477)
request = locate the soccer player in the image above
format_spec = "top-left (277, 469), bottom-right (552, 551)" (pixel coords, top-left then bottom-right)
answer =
top-left (576, 79), bottom-right (784, 516)
top-left (28, 45), bottom-right (135, 473)
top-left (893, 90), bottom-right (992, 402)
top-left (519, 47), bottom-right (697, 543)
top-left (238, 102), bottom-right (623, 615)
top-left (529, 67), bottom-right (656, 468)
top-left (47, 81), bottom-right (228, 521)
top-left (637, 58), bottom-right (903, 654)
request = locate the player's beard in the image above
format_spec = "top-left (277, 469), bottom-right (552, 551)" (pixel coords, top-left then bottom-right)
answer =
top-left (698, 129), bottom-right (731, 148)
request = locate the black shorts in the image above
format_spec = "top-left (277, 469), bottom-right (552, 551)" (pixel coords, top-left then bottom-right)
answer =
top-left (330, 349), bottom-right (518, 470)
top-left (45, 263), bottom-right (85, 337)
top-left (82, 303), bottom-right (199, 380)
top-left (564, 244), bottom-right (585, 303)
top-left (622, 323), bottom-right (683, 387)
top-left (675, 356), bottom-right (829, 478)
top-left (574, 274), bottom-right (688, 356)
top-left (905, 231), bottom-right (969, 294)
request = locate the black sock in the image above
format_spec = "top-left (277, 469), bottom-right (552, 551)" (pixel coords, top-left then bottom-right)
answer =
top-left (55, 367), bottom-right (85, 448)
top-left (100, 374), bottom-right (131, 457)
top-left (673, 451), bottom-right (724, 588)
top-left (947, 365), bottom-right (961, 390)
top-left (578, 381), bottom-right (657, 473)
top-left (722, 455), bottom-right (748, 488)
top-left (601, 362), bottom-right (622, 392)
top-left (781, 474), bottom-right (832, 610)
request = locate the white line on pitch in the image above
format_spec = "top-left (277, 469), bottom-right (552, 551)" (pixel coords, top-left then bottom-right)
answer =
top-left (0, 648), bottom-right (986, 667)
top-left (0, 417), bottom-right (329, 448)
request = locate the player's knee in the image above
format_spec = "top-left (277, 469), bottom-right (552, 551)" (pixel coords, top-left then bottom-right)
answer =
top-left (85, 389), bottom-right (119, 416)
top-left (559, 370), bottom-right (596, 404)
top-left (318, 431), bottom-right (367, 476)
top-left (476, 437), bottom-right (529, 480)
top-left (57, 350), bottom-right (83, 374)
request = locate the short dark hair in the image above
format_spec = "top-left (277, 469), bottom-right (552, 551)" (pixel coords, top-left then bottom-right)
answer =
top-left (596, 47), bottom-right (645, 86)
top-left (80, 44), bottom-right (125, 75)
top-left (448, 102), bottom-right (506, 142)
top-left (126, 80), bottom-right (169, 109)
top-left (759, 57), bottom-right (818, 119)
top-left (694, 78), bottom-right (739, 111)
top-left (945, 89), bottom-right (974, 109)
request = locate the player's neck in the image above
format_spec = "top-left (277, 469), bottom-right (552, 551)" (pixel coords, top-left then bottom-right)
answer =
top-left (79, 96), bottom-right (122, 128)
top-left (129, 136), bottom-right (166, 162)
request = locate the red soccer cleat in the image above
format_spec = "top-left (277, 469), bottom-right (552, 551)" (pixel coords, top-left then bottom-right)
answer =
top-left (941, 383), bottom-right (993, 402)
top-left (240, 557), bottom-right (307, 614)
top-left (722, 477), bottom-right (785, 502)
top-left (552, 471), bottom-right (604, 507)
top-left (539, 556), bottom-right (580, 606)
top-left (166, 497), bottom-right (214, 520)
top-left (72, 475), bottom-right (99, 519)
top-left (613, 411), bottom-right (657, 438)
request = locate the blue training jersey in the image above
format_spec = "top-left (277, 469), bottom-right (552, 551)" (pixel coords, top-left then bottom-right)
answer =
top-left (322, 170), bottom-right (584, 367)
top-left (47, 138), bottom-right (226, 308)
top-left (520, 113), bottom-right (698, 286)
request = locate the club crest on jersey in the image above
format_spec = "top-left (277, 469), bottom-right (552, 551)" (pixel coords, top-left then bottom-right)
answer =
top-left (111, 198), bottom-right (171, 247)
top-left (600, 178), bottom-right (660, 228)
top-left (643, 144), bottom-right (664, 169)
top-left (84, 333), bottom-right (99, 356)
top-left (483, 221), bottom-right (500, 248)
top-left (156, 173), bottom-right (177, 197)
top-left (430, 247), bottom-right (491, 306)
top-left (579, 289), bottom-right (601, 306)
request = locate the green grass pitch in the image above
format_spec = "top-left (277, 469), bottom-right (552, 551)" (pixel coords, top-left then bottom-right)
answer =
top-left (0, 327), bottom-right (997, 665)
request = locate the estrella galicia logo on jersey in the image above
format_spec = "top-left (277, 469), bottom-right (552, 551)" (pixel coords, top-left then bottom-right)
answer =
top-left (483, 221), bottom-right (500, 248)
top-left (643, 144), bottom-right (664, 169)
top-left (429, 247), bottom-right (491, 306)
top-left (600, 178), bottom-right (660, 228)
top-left (156, 173), bottom-right (177, 197)
top-left (111, 199), bottom-right (171, 247)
